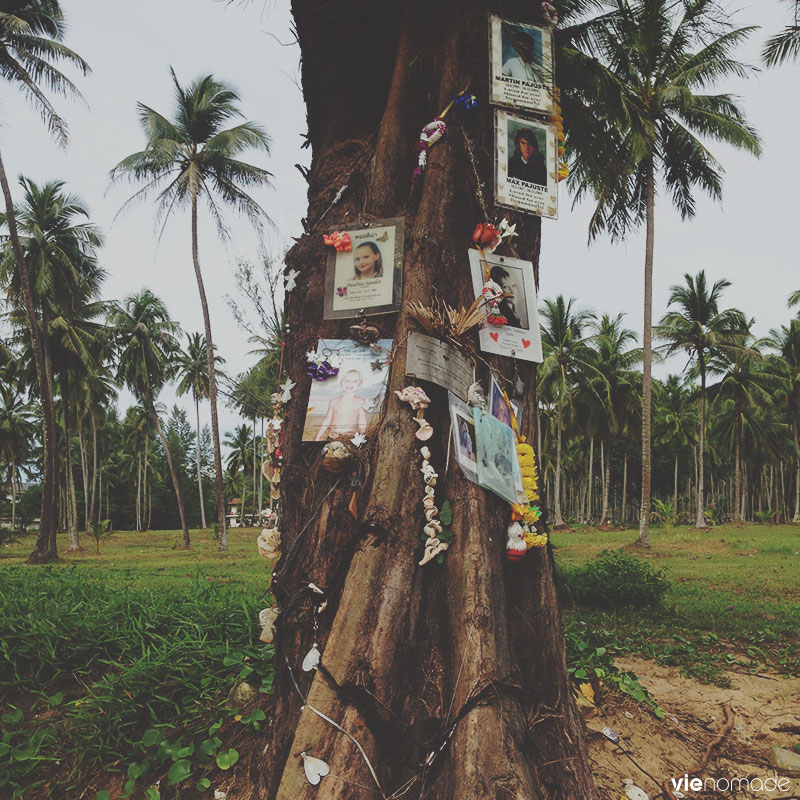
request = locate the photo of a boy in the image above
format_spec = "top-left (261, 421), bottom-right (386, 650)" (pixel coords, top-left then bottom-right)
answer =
top-left (314, 369), bottom-right (368, 441)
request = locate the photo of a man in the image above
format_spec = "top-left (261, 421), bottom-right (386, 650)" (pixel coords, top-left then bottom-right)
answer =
top-left (507, 127), bottom-right (548, 187)
top-left (489, 264), bottom-right (529, 329)
top-left (501, 25), bottom-right (543, 82)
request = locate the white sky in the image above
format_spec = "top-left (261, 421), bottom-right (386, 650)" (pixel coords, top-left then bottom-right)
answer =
top-left (2, 0), bottom-right (797, 440)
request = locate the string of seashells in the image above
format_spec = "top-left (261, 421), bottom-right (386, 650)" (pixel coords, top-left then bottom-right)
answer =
top-left (394, 386), bottom-right (448, 566)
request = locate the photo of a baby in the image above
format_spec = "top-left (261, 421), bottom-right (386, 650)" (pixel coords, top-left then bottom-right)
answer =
top-left (302, 339), bottom-right (393, 442)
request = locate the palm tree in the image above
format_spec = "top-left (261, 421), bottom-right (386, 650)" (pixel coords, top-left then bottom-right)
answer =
top-left (539, 296), bottom-right (598, 527)
top-left (1, 178), bottom-right (106, 550)
top-left (0, 0), bottom-right (90, 563)
top-left (564, 0), bottom-right (761, 545)
top-left (224, 424), bottom-right (253, 526)
top-left (655, 271), bottom-right (749, 527)
top-left (175, 332), bottom-right (224, 530)
top-left (654, 374), bottom-right (697, 517)
top-left (708, 344), bottom-right (777, 522)
top-left (110, 69), bottom-right (273, 550)
top-left (590, 313), bottom-right (642, 526)
top-left (108, 289), bottom-right (191, 547)
top-left (762, 0), bottom-right (800, 66)
top-left (763, 319), bottom-right (800, 522)
top-left (0, 381), bottom-right (36, 532)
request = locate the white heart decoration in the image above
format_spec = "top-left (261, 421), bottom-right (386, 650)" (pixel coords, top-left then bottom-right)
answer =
top-left (302, 643), bottom-right (321, 672)
top-left (301, 752), bottom-right (330, 785)
top-left (624, 785), bottom-right (650, 800)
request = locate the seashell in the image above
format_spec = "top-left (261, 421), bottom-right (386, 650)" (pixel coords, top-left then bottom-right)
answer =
top-left (423, 496), bottom-right (436, 508)
top-left (425, 485), bottom-right (436, 497)
top-left (424, 507), bottom-right (439, 522)
top-left (424, 474), bottom-right (437, 487)
top-left (257, 527), bottom-right (281, 560)
top-left (420, 446), bottom-right (431, 460)
top-left (414, 417), bottom-right (434, 441)
top-left (300, 752), bottom-right (330, 785)
top-left (302, 642), bottom-right (321, 672)
top-left (258, 607), bottom-right (280, 643)
top-left (424, 520), bottom-right (443, 536)
top-left (419, 537), bottom-right (449, 566)
top-left (320, 440), bottom-right (351, 474)
top-left (421, 459), bottom-right (431, 470)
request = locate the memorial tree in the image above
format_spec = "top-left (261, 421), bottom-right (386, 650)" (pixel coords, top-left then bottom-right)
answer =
top-left (254, 1), bottom-right (597, 797)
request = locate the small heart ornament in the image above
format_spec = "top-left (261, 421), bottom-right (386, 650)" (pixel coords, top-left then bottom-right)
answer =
top-left (301, 752), bottom-right (330, 785)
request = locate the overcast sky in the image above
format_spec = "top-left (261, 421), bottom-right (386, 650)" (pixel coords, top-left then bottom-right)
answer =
top-left (1, 0), bottom-right (797, 440)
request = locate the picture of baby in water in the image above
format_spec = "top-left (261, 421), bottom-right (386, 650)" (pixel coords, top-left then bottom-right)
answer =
top-left (314, 369), bottom-right (368, 441)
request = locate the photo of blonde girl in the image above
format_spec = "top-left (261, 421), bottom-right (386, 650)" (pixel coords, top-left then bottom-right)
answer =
top-left (314, 369), bottom-right (368, 441)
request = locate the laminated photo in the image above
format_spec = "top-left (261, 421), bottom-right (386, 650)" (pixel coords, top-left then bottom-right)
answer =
top-left (495, 109), bottom-right (557, 218)
top-left (302, 339), bottom-right (393, 441)
top-left (489, 16), bottom-right (554, 114)
top-left (449, 392), bottom-right (479, 484)
top-left (323, 218), bottom-right (404, 319)
top-left (469, 248), bottom-right (543, 363)
top-left (473, 409), bottom-right (522, 505)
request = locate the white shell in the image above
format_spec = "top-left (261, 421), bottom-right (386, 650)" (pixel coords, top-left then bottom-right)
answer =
top-left (424, 520), bottom-right (443, 536)
top-left (424, 474), bottom-right (437, 487)
top-left (423, 496), bottom-right (436, 508)
top-left (301, 752), bottom-right (330, 785)
top-left (625, 786), bottom-right (650, 800)
top-left (424, 507), bottom-right (438, 522)
top-left (425, 485), bottom-right (436, 497)
top-left (420, 446), bottom-right (431, 460)
top-left (257, 528), bottom-right (281, 560)
top-left (302, 643), bottom-right (321, 672)
top-left (258, 607), bottom-right (279, 643)
top-left (419, 537), bottom-right (449, 566)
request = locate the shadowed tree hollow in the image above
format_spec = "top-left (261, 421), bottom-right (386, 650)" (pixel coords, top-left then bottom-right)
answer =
top-left (256, 1), bottom-right (596, 797)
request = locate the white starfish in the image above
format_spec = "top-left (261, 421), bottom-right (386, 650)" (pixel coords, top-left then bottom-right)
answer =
top-left (284, 268), bottom-right (300, 293)
top-left (279, 377), bottom-right (296, 403)
top-left (351, 432), bottom-right (367, 448)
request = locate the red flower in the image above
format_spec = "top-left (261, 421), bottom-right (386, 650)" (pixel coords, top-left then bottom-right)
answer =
top-left (472, 223), bottom-right (501, 249)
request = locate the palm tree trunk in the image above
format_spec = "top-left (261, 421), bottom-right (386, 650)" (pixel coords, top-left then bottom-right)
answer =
top-left (11, 464), bottom-right (17, 532)
top-left (600, 436), bottom-right (611, 525)
top-left (136, 453), bottom-right (141, 532)
top-left (733, 410), bottom-right (742, 523)
top-left (622, 446), bottom-right (628, 526)
top-left (793, 421), bottom-right (800, 523)
top-left (252, 416), bottom-right (257, 523)
top-left (78, 425), bottom-right (89, 527)
top-left (144, 433), bottom-right (150, 530)
top-left (148, 394), bottom-right (189, 547)
top-left (696, 358), bottom-right (707, 528)
top-left (587, 435), bottom-right (594, 522)
top-left (89, 411), bottom-right (98, 525)
top-left (62, 381), bottom-right (81, 552)
top-left (638, 155), bottom-right (655, 547)
top-left (190, 189), bottom-right (227, 549)
top-left (554, 402), bottom-right (564, 526)
top-left (1, 151), bottom-right (58, 563)
top-left (195, 396), bottom-right (207, 529)
top-left (673, 451), bottom-right (679, 515)
top-left (258, 416), bottom-right (264, 521)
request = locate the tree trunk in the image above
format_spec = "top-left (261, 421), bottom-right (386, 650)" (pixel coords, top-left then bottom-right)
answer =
top-left (673, 451), bottom-right (678, 516)
top-left (254, 3), bottom-right (596, 798)
top-left (587, 435), bottom-right (594, 522)
top-left (144, 432), bottom-right (150, 530)
top-left (190, 189), bottom-right (227, 549)
top-left (11, 464), bottom-right (17, 532)
top-left (554, 402), bottom-right (565, 527)
top-left (78, 423), bottom-right (89, 528)
top-left (733, 408), bottom-right (742, 523)
top-left (599, 436), bottom-right (611, 526)
top-left (148, 394), bottom-right (189, 546)
top-left (252, 416), bottom-right (258, 523)
top-left (622, 446), bottom-right (628, 526)
top-left (89, 410), bottom-right (98, 525)
top-left (638, 155), bottom-right (655, 546)
top-left (0, 151), bottom-right (58, 563)
top-left (793, 421), bottom-right (800, 523)
top-left (196, 396), bottom-right (207, 529)
top-left (62, 378), bottom-right (82, 552)
top-left (696, 358), bottom-right (707, 528)
top-left (136, 452), bottom-right (141, 532)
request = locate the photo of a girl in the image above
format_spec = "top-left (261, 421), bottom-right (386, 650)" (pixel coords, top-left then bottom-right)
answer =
top-left (353, 242), bottom-right (383, 279)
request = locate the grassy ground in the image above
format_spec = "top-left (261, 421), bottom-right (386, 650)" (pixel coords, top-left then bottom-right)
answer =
top-left (552, 523), bottom-right (800, 686)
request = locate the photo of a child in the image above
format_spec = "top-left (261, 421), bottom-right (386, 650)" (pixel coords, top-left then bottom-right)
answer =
top-left (303, 339), bottom-right (393, 442)
top-left (314, 369), bottom-right (367, 441)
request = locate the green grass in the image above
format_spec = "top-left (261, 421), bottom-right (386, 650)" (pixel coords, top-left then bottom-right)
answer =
top-left (0, 527), bottom-right (273, 799)
top-left (553, 523), bottom-right (800, 686)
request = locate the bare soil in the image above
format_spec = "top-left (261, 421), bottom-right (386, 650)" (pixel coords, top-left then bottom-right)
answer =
top-left (586, 657), bottom-right (800, 799)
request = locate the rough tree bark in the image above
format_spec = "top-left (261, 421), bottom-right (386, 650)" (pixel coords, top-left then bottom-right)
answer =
top-left (254, 3), bottom-right (596, 798)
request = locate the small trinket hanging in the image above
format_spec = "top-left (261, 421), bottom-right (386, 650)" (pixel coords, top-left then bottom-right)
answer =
top-left (301, 752), bottom-right (330, 786)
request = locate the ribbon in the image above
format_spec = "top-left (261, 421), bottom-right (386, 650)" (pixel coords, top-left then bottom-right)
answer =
top-left (323, 231), bottom-right (352, 252)
top-left (306, 361), bottom-right (339, 381)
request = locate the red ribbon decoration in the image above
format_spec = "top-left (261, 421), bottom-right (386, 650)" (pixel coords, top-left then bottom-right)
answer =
top-left (323, 231), bottom-right (352, 252)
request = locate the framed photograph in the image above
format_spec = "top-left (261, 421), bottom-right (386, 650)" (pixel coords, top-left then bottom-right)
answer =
top-left (473, 409), bottom-right (521, 505)
top-left (323, 218), bottom-right (404, 319)
top-left (495, 109), bottom-right (557, 219)
top-left (468, 248), bottom-right (543, 363)
top-left (489, 15), bottom-right (554, 114)
top-left (302, 339), bottom-right (393, 442)
top-left (449, 392), bottom-right (479, 484)
top-left (489, 376), bottom-right (513, 427)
